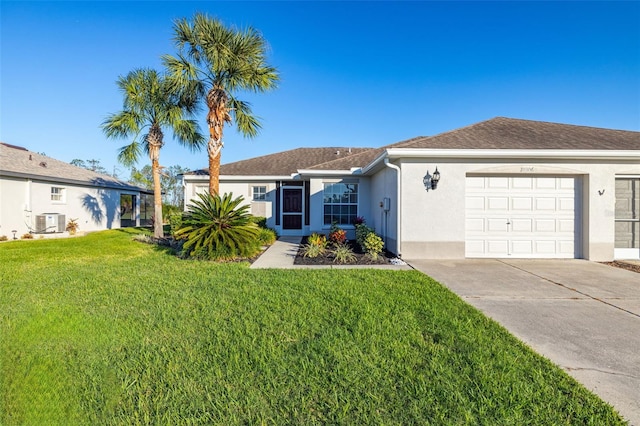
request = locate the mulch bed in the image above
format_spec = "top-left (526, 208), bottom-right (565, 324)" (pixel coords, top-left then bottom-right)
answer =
top-left (294, 238), bottom-right (394, 266)
top-left (601, 261), bottom-right (640, 274)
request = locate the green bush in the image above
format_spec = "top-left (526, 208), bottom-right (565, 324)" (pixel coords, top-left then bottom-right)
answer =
top-left (249, 216), bottom-right (268, 229)
top-left (257, 228), bottom-right (277, 246)
top-left (363, 232), bottom-right (384, 261)
top-left (302, 243), bottom-right (327, 258)
top-left (175, 192), bottom-right (261, 260)
top-left (168, 211), bottom-right (183, 237)
top-left (307, 233), bottom-right (327, 248)
top-left (332, 243), bottom-right (356, 264)
top-left (355, 223), bottom-right (374, 251)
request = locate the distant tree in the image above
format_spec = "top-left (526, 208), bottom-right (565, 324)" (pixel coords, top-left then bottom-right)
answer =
top-left (128, 164), bottom-right (188, 207)
top-left (163, 13), bottom-right (279, 195)
top-left (70, 158), bottom-right (109, 175)
top-left (102, 68), bottom-right (204, 238)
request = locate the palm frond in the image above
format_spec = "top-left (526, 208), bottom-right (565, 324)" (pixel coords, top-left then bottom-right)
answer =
top-left (228, 97), bottom-right (261, 138)
top-left (117, 141), bottom-right (143, 167)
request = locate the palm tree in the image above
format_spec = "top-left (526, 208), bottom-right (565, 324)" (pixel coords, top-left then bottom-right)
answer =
top-left (102, 68), bottom-right (204, 238)
top-left (163, 13), bottom-right (279, 195)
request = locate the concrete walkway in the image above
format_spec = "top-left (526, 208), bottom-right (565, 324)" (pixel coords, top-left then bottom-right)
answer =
top-left (407, 258), bottom-right (640, 425)
top-left (250, 237), bottom-right (412, 270)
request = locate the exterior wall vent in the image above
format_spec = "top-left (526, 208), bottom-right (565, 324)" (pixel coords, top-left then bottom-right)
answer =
top-left (35, 214), bottom-right (65, 233)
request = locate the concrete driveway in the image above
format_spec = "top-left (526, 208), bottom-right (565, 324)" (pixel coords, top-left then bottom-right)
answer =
top-left (406, 259), bottom-right (640, 425)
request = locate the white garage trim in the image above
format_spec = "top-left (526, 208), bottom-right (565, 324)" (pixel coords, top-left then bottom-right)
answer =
top-left (465, 176), bottom-right (579, 258)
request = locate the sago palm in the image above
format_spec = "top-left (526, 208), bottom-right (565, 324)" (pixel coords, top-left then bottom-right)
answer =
top-left (163, 13), bottom-right (279, 194)
top-left (102, 68), bottom-right (204, 238)
top-left (175, 192), bottom-right (261, 260)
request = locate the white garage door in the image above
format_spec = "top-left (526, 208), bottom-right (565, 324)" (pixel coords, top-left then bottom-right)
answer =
top-left (465, 176), bottom-right (577, 258)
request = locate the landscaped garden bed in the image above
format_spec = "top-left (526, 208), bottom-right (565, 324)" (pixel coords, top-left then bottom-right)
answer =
top-left (294, 237), bottom-right (395, 265)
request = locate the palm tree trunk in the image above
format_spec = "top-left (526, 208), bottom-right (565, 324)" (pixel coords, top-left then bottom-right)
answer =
top-left (207, 87), bottom-right (231, 195)
top-left (149, 125), bottom-right (164, 238)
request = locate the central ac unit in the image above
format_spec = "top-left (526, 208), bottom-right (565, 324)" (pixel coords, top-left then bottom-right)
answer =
top-left (35, 213), bottom-right (66, 233)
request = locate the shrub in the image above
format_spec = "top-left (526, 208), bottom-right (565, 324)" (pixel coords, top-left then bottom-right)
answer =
top-left (0, 235), bottom-right (7, 241)
top-left (175, 192), bottom-right (261, 261)
top-left (21, 233), bottom-right (33, 239)
top-left (355, 223), bottom-right (374, 251)
top-left (257, 228), bottom-right (277, 246)
top-left (65, 218), bottom-right (79, 235)
top-left (363, 232), bottom-right (385, 261)
top-left (354, 216), bottom-right (366, 225)
top-left (332, 243), bottom-right (356, 264)
top-left (168, 212), bottom-right (183, 237)
top-left (301, 243), bottom-right (327, 258)
top-left (249, 216), bottom-right (268, 229)
top-left (307, 233), bottom-right (327, 248)
top-left (329, 223), bottom-right (347, 245)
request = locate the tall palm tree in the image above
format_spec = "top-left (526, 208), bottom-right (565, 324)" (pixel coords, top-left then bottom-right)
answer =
top-left (102, 68), bottom-right (204, 238)
top-left (163, 13), bottom-right (279, 195)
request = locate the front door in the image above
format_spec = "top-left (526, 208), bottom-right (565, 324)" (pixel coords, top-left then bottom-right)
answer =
top-left (615, 178), bottom-right (640, 259)
top-left (282, 188), bottom-right (303, 231)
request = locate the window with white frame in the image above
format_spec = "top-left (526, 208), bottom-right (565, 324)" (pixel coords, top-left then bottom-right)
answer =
top-left (252, 186), bottom-right (267, 201)
top-left (323, 182), bottom-right (358, 225)
top-left (51, 186), bottom-right (65, 202)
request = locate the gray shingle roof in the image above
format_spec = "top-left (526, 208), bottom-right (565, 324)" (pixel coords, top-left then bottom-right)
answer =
top-left (186, 147), bottom-right (373, 176)
top-left (185, 117), bottom-right (639, 176)
top-left (397, 117), bottom-right (640, 150)
top-left (0, 142), bottom-right (149, 192)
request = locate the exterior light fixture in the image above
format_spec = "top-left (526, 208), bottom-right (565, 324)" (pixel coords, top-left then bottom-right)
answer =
top-left (423, 167), bottom-right (441, 191)
top-left (11, 230), bottom-right (17, 240)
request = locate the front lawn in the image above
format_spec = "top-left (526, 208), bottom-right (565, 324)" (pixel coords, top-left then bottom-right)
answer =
top-left (0, 230), bottom-right (625, 424)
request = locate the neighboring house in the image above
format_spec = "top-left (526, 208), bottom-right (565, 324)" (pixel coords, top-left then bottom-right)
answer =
top-left (183, 117), bottom-right (640, 261)
top-left (0, 142), bottom-right (153, 238)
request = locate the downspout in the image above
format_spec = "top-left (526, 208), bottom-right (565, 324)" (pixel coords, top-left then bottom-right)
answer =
top-left (384, 158), bottom-right (401, 257)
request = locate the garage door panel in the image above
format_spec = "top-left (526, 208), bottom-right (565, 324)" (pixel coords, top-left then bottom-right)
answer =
top-left (558, 219), bottom-right (574, 233)
top-left (535, 177), bottom-right (557, 189)
top-left (466, 176), bottom-right (578, 258)
top-left (487, 218), bottom-right (509, 232)
top-left (488, 197), bottom-right (508, 210)
top-left (511, 240), bottom-right (533, 254)
top-left (487, 177), bottom-right (509, 188)
top-left (535, 198), bottom-right (556, 210)
top-left (558, 198), bottom-right (574, 211)
top-left (487, 240), bottom-right (509, 255)
top-left (534, 219), bottom-right (556, 232)
top-left (534, 240), bottom-right (557, 255)
top-left (511, 197), bottom-right (533, 210)
top-left (511, 218), bottom-right (533, 232)
top-left (512, 177), bottom-right (533, 189)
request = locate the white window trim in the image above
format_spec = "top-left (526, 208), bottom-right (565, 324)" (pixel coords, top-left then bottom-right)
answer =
top-left (51, 186), bottom-right (66, 204)
top-left (252, 185), bottom-right (267, 201)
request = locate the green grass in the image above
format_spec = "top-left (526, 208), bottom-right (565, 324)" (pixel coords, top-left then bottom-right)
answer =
top-left (0, 230), bottom-right (626, 424)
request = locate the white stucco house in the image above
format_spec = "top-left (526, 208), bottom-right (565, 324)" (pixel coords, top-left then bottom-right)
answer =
top-left (0, 142), bottom-right (153, 238)
top-left (183, 117), bottom-right (640, 261)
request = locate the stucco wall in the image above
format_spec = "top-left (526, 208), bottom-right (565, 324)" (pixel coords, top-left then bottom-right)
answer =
top-left (369, 167), bottom-right (399, 254)
top-left (0, 177), bottom-right (128, 237)
top-left (396, 158), bottom-right (640, 261)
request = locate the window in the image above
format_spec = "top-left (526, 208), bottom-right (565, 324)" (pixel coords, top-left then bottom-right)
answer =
top-left (51, 186), bottom-right (65, 202)
top-left (253, 186), bottom-right (267, 201)
top-left (323, 182), bottom-right (358, 225)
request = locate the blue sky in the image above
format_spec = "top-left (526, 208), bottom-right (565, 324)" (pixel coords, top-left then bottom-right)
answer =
top-left (1, 1), bottom-right (639, 178)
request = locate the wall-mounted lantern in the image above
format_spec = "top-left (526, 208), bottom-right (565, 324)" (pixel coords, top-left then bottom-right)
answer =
top-left (423, 167), bottom-right (441, 191)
